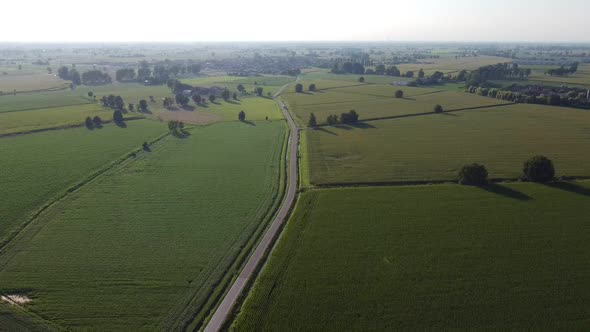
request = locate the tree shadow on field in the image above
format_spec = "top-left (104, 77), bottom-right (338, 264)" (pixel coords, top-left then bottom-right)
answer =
top-left (241, 120), bottom-right (256, 126)
top-left (226, 99), bottom-right (241, 105)
top-left (315, 127), bottom-right (337, 136)
top-left (115, 121), bottom-right (127, 128)
top-left (350, 122), bottom-right (376, 129)
top-left (545, 181), bottom-right (590, 197)
top-left (402, 97), bottom-right (416, 101)
top-left (479, 183), bottom-right (532, 201)
top-left (442, 112), bottom-right (457, 116)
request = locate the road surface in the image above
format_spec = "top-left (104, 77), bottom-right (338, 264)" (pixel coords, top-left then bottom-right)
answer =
top-left (203, 85), bottom-right (299, 332)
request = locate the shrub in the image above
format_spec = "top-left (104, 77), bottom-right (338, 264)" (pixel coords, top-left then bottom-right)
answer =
top-left (358, 76), bottom-right (365, 83)
top-left (308, 84), bottom-right (316, 91)
top-left (458, 163), bottom-right (488, 185)
top-left (295, 83), bottom-right (303, 93)
top-left (238, 110), bottom-right (246, 121)
top-left (340, 110), bottom-right (359, 124)
top-left (523, 155), bottom-right (555, 183)
top-left (395, 90), bottom-right (404, 98)
top-left (326, 114), bottom-right (339, 125)
top-left (308, 113), bottom-right (317, 127)
top-left (434, 104), bottom-right (444, 113)
top-left (92, 116), bottom-right (102, 127)
top-left (113, 110), bottom-right (124, 123)
top-left (84, 116), bottom-right (94, 129)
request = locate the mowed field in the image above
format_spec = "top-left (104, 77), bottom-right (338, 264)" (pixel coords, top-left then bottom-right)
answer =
top-left (282, 80), bottom-right (510, 126)
top-left (305, 103), bottom-right (590, 184)
top-left (0, 90), bottom-right (92, 113)
top-left (0, 121), bottom-right (286, 331)
top-left (0, 74), bottom-right (69, 94)
top-left (233, 183), bottom-right (590, 331)
top-left (0, 120), bottom-right (167, 243)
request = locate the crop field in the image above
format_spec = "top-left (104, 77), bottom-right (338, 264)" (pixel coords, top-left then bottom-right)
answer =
top-left (77, 84), bottom-right (172, 104)
top-left (0, 104), bottom-right (139, 135)
top-left (181, 75), bottom-right (295, 96)
top-left (0, 74), bottom-right (69, 94)
top-left (0, 120), bottom-right (167, 243)
top-left (525, 64), bottom-right (590, 87)
top-left (301, 71), bottom-right (415, 84)
top-left (0, 91), bottom-right (92, 113)
top-left (283, 83), bottom-right (508, 126)
top-left (396, 55), bottom-right (513, 74)
top-left (305, 104), bottom-right (590, 184)
top-left (0, 121), bottom-right (285, 331)
top-left (233, 183), bottom-right (590, 331)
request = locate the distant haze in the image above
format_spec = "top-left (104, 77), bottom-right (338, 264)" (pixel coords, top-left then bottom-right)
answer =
top-left (2, 0), bottom-right (589, 43)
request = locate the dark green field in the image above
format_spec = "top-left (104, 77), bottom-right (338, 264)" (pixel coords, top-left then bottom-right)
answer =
top-left (305, 104), bottom-right (590, 185)
top-left (233, 183), bottom-right (590, 331)
top-left (0, 121), bottom-right (285, 330)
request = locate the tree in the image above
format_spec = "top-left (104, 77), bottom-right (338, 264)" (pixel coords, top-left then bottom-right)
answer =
top-left (85, 116), bottom-right (94, 129)
top-left (92, 115), bottom-right (102, 127)
top-left (308, 83), bottom-right (316, 91)
top-left (128, 103), bottom-right (135, 112)
top-left (308, 113), bottom-right (317, 127)
top-left (115, 68), bottom-right (136, 82)
top-left (295, 83), bottom-right (303, 93)
top-left (57, 66), bottom-right (70, 80)
top-left (139, 99), bottom-right (148, 112)
top-left (340, 110), bottom-right (359, 124)
top-left (418, 68), bottom-right (425, 78)
top-left (149, 96), bottom-right (155, 103)
top-left (375, 64), bottom-right (386, 75)
top-left (81, 70), bottom-right (111, 85)
top-left (47, 67), bottom-right (52, 74)
top-left (163, 97), bottom-right (174, 108)
top-left (113, 110), bottom-right (124, 123)
top-left (405, 71), bottom-right (414, 78)
top-left (238, 110), bottom-right (246, 121)
top-left (358, 76), bottom-right (365, 83)
top-left (326, 114), bottom-right (339, 125)
top-left (458, 164), bottom-right (488, 185)
top-left (222, 88), bottom-right (231, 101)
top-left (175, 93), bottom-right (189, 106)
top-left (114, 96), bottom-right (125, 110)
top-left (71, 70), bottom-right (81, 85)
top-left (523, 155), bottom-right (555, 183)
top-left (395, 90), bottom-right (404, 98)
top-left (209, 94), bottom-right (216, 103)
top-left (142, 142), bottom-right (150, 151)
top-left (255, 87), bottom-right (263, 96)
top-left (192, 94), bottom-right (202, 104)
top-left (237, 84), bottom-right (245, 93)
top-left (87, 91), bottom-right (93, 98)
top-left (434, 104), bottom-right (444, 113)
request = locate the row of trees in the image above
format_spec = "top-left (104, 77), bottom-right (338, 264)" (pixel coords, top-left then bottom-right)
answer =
top-left (458, 155), bottom-right (556, 185)
top-left (330, 61), bottom-right (426, 79)
top-left (295, 83), bottom-right (316, 93)
top-left (465, 85), bottom-right (589, 108)
top-left (546, 62), bottom-right (579, 76)
top-left (84, 116), bottom-right (102, 129)
top-left (308, 110), bottom-right (359, 127)
top-left (58, 66), bottom-right (111, 86)
top-left (466, 63), bottom-right (531, 86)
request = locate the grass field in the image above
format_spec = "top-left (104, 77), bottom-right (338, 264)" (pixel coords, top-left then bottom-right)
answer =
top-left (305, 103), bottom-right (590, 184)
top-left (181, 75), bottom-right (295, 96)
top-left (233, 183), bottom-right (590, 331)
top-left (0, 90), bottom-right (92, 113)
top-left (0, 74), bottom-right (69, 94)
top-left (282, 82), bottom-right (509, 126)
top-left (0, 103), bottom-right (140, 135)
top-left (0, 120), bottom-right (167, 244)
top-left (0, 121), bottom-right (286, 331)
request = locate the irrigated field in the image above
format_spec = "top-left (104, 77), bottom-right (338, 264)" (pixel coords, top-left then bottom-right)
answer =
top-left (0, 120), bottom-right (167, 243)
top-left (305, 103), bottom-right (590, 184)
top-left (0, 121), bottom-right (286, 331)
top-left (233, 183), bottom-right (590, 331)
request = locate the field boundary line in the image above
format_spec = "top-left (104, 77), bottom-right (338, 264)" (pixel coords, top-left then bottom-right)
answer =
top-left (310, 175), bottom-right (590, 189)
top-left (0, 101), bottom-right (93, 114)
top-left (0, 116), bottom-right (146, 138)
top-left (0, 85), bottom-right (70, 97)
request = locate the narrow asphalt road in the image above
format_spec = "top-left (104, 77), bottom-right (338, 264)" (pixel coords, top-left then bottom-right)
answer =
top-left (203, 85), bottom-right (299, 332)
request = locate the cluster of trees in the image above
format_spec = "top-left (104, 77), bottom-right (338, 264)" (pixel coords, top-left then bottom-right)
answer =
top-left (113, 110), bottom-right (124, 124)
top-left (331, 61), bottom-right (366, 74)
top-left (458, 155), bottom-right (556, 185)
top-left (115, 68), bottom-right (136, 82)
top-left (546, 62), bottom-right (579, 76)
top-left (167, 121), bottom-right (188, 138)
top-left (466, 63), bottom-right (531, 86)
top-left (465, 85), bottom-right (590, 108)
top-left (330, 61), bottom-right (422, 78)
top-left (309, 110), bottom-right (359, 127)
top-left (138, 61), bottom-right (201, 85)
top-left (100, 94), bottom-right (125, 110)
top-left (58, 66), bottom-right (81, 85)
top-left (82, 70), bottom-right (112, 85)
top-left (84, 116), bottom-right (102, 130)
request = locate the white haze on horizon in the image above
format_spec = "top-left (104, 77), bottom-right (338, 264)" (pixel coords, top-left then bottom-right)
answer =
top-left (1, 0), bottom-right (589, 43)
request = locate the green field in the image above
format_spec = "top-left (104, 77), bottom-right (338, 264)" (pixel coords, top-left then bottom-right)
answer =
top-left (0, 120), bottom-right (167, 243)
top-left (0, 74), bottom-right (69, 94)
top-left (282, 82), bottom-right (509, 126)
top-left (0, 103), bottom-right (139, 135)
top-left (233, 183), bottom-right (590, 331)
top-left (0, 121), bottom-right (285, 331)
top-left (305, 103), bottom-right (590, 184)
top-left (0, 90), bottom-right (92, 113)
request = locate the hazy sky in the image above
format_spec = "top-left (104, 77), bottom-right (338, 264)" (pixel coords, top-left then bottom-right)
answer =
top-left (2, 0), bottom-right (589, 42)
